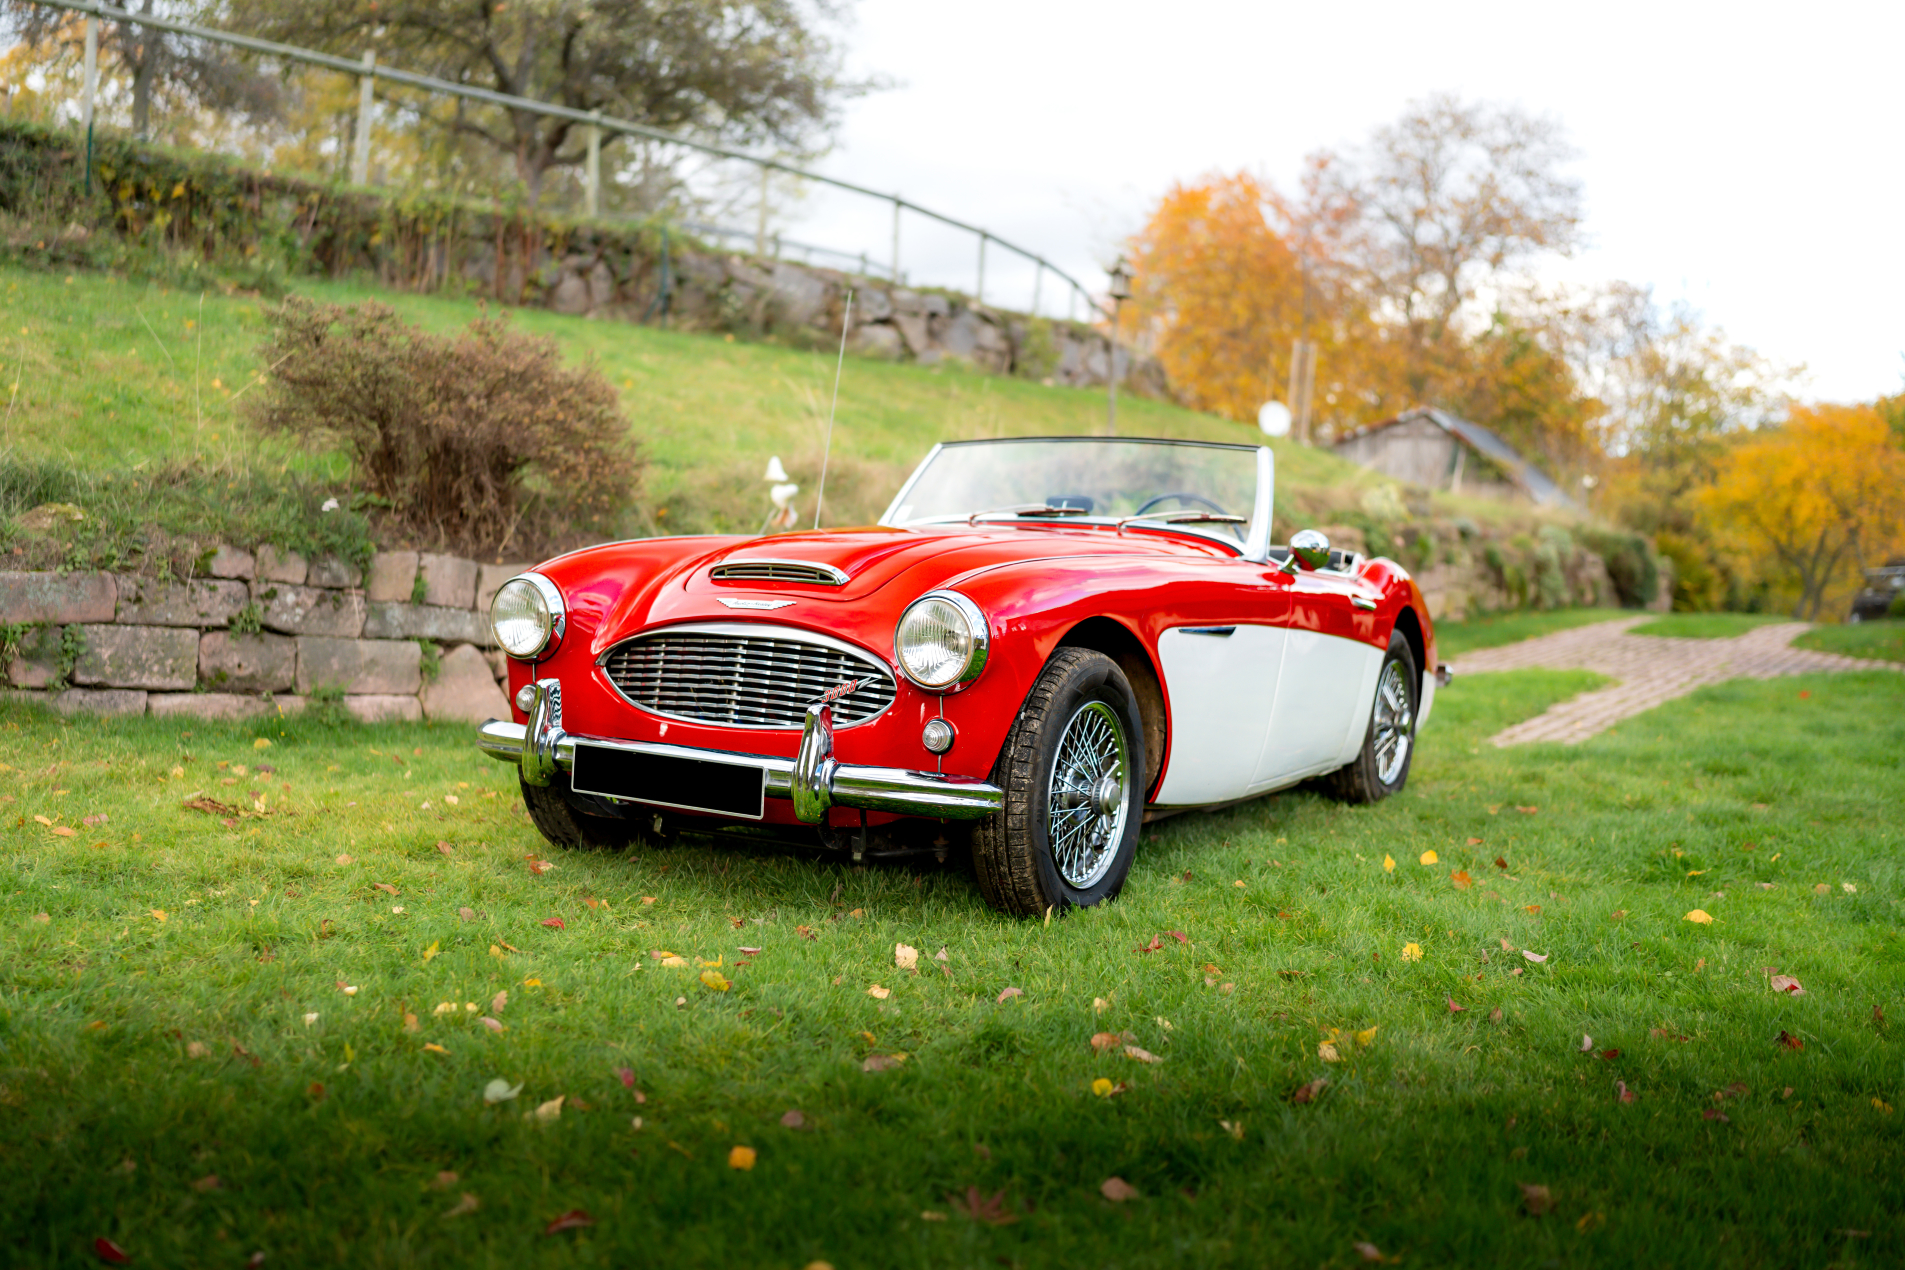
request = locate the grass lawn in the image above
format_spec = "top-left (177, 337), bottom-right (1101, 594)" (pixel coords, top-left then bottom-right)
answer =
top-left (0, 264), bottom-right (1369, 535)
top-left (1796, 621), bottom-right (1905, 665)
top-left (4, 659), bottom-right (1903, 1266)
top-left (1434, 608), bottom-right (1629, 659)
top-left (1629, 614), bottom-right (1796, 640)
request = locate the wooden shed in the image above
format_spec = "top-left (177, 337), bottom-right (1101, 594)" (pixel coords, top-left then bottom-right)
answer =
top-left (1331, 407), bottom-right (1577, 509)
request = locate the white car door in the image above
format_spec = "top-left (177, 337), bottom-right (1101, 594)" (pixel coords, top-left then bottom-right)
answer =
top-left (1254, 568), bottom-right (1385, 787)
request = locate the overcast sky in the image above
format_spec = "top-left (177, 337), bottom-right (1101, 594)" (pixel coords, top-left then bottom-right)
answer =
top-left (773, 0), bottom-right (1903, 404)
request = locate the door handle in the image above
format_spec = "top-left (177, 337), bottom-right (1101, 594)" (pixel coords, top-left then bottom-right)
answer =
top-left (1350, 596), bottom-right (1377, 611)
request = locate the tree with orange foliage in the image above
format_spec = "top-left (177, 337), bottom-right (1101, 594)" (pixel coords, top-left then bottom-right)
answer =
top-left (1698, 404), bottom-right (1905, 619)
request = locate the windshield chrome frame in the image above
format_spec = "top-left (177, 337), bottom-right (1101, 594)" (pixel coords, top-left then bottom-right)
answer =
top-left (877, 437), bottom-right (1274, 563)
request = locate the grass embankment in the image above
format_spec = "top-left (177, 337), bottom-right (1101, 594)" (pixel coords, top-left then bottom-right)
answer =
top-left (1797, 621), bottom-right (1905, 664)
top-left (4, 659), bottom-right (1902, 1265)
top-left (0, 264), bottom-right (1368, 540)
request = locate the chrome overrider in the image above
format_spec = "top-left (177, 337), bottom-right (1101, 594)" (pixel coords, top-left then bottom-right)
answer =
top-left (477, 678), bottom-right (1003, 822)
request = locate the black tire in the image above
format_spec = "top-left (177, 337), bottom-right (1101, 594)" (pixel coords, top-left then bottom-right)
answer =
top-left (1323, 630), bottom-right (1419, 804)
top-left (971, 648), bottom-right (1146, 917)
top-left (519, 772), bottom-right (641, 850)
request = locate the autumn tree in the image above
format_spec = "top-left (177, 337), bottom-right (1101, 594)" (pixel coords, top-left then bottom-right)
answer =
top-left (1698, 404), bottom-right (1905, 619)
top-left (221, 0), bottom-right (860, 205)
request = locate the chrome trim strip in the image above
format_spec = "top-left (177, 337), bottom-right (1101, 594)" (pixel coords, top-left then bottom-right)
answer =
top-left (1244, 445), bottom-right (1274, 562)
top-left (475, 705), bottom-right (1002, 822)
top-left (710, 558), bottom-right (849, 586)
top-left (1178, 626), bottom-right (1237, 637)
top-left (595, 621), bottom-right (898, 730)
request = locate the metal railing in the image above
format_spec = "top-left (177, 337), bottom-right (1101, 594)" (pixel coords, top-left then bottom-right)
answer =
top-left (29, 0), bottom-right (1110, 320)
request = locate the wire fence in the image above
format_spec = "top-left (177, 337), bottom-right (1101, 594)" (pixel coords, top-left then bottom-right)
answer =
top-left (27, 0), bottom-right (1111, 321)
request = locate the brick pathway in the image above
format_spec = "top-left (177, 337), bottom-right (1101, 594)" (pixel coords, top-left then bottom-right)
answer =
top-left (1448, 616), bottom-right (1900, 746)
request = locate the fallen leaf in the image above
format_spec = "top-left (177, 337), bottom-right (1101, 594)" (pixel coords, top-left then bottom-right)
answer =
top-left (1135, 935), bottom-right (1162, 954)
top-left (457, 906), bottom-right (476, 921)
top-left (951, 1186), bottom-right (1018, 1225)
top-left (739, 945), bottom-right (762, 955)
top-left (1600, 1048), bottom-right (1621, 1061)
top-left (781, 1109), bottom-right (806, 1128)
top-left (1703, 1107), bottom-right (1730, 1122)
top-left (527, 858), bottom-right (553, 875)
top-left (1100, 1176), bottom-right (1140, 1202)
top-left (1354, 1242), bottom-right (1388, 1263)
top-left (479, 1016), bottom-right (503, 1032)
top-left (1684, 910), bottom-right (1713, 925)
top-left (403, 1012), bottom-right (419, 1032)
top-left (1382, 854), bottom-right (1395, 873)
top-left (1495, 856), bottom-right (1509, 869)
top-left (192, 1173), bottom-right (222, 1192)
top-left (1165, 930), bottom-right (1188, 944)
top-left (1609, 910), bottom-right (1627, 920)
top-left (82, 813), bottom-right (108, 827)
top-left (1777, 1030), bottom-right (1804, 1050)
top-left (443, 1193), bottom-right (479, 1218)
top-left (1318, 1041), bottom-right (1342, 1062)
top-left (337, 854), bottom-right (354, 865)
top-left (1524, 904), bottom-right (1542, 915)
top-left (541, 917), bottom-right (565, 929)
top-left (93, 1237), bottom-right (131, 1264)
top-left (1091, 1077), bottom-right (1115, 1097)
top-left (1447, 998), bottom-right (1468, 1014)
top-left (1355, 1026), bottom-right (1379, 1047)
top-left (534, 1095), bottom-right (566, 1121)
top-left (1488, 1007), bottom-right (1503, 1024)
top-left (1843, 882), bottom-right (1858, 894)
top-left (1768, 974), bottom-right (1804, 995)
top-left (1617, 1081), bottom-right (1637, 1103)
top-left (867, 984), bottom-right (891, 1000)
top-left (849, 908), bottom-right (864, 919)
top-left (1090, 1031), bottom-right (1133, 1054)
top-left (421, 940), bottom-right (441, 964)
top-left (423, 1042), bottom-right (448, 1055)
top-left (1292, 1077), bottom-right (1328, 1104)
top-left (729, 1145), bottom-right (757, 1170)
top-left (997, 986), bottom-right (1023, 1003)
top-left (1516, 806), bottom-right (1539, 814)
top-left (1519, 1182), bottom-right (1552, 1215)
top-left (1522, 950), bottom-right (1549, 964)
top-left (542, 1209), bottom-right (593, 1234)
top-left (1124, 1045), bottom-right (1163, 1063)
top-left (186, 1040), bottom-right (209, 1058)
top-left (1401, 943), bottom-right (1423, 962)
top-left (699, 969), bottom-right (731, 992)
top-left (152, 909), bottom-right (167, 923)
top-left (1451, 870), bottom-right (1472, 890)
top-left (30, 912), bottom-right (50, 924)
top-left (371, 882), bottom-right (398, 896)
top-left (436, 841), bottom-right (454, 855)
top-left (430, 1170), bottom-right (459, 1190)
top-left (921, 1210), bottom-right (947, 1222)
top-left (1419, 850), bottom-right (1438, 865)
top-left (862, 1053), bottom-right (905, 1072)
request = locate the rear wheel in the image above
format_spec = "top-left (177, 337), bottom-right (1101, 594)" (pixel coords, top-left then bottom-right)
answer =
top-left (520, 772), bottom-right (641, 850)
top-left (972, 648), bottom-right (1145, 917)
top-left (1323, 630), bottom-right (1418, 804)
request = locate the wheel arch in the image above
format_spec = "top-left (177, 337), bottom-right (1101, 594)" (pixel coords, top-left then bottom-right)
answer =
top-left (1391, 604), bottom-right (1426, 697)
top-left (1055, 616), bottom-right (1167, 797)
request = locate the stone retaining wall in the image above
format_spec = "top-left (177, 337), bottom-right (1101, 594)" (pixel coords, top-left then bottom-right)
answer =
top-left (2, 549), bottom-right (520, 724)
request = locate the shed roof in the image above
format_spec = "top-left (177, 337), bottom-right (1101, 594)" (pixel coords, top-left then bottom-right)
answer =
top-left (1336, 407), bottom-right (1577, 509)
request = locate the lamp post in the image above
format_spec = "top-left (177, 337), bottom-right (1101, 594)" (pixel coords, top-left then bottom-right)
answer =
top-left (1105, 255), bottom-right (1132, 435)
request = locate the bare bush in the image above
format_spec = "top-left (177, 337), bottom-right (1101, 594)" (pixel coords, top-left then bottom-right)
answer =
top-left (247, 298), bottom-right (639, 553)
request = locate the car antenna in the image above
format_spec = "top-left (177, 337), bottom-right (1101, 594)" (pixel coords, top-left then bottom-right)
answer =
top-left (813, 288), bottom-right (852, 530)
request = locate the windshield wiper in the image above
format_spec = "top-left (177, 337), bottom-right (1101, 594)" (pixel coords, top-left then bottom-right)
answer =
top-left (965, 503), bottom-right (1093, 525)
top-left (1116, 510), bottom-right (1247, 529)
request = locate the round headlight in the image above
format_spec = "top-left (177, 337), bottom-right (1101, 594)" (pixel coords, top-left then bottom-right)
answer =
top-left (491, 574), bottom-right (563, 660)
top-left (895, 591), bottom-right (989, 691)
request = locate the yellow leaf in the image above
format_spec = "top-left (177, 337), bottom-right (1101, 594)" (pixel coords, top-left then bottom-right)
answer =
top-left (867, 984), bottom-right (891, 1000)
top-left (524, 978), bottom-right (542, 987)
top-left (534, 1095), bottom-right (564, 1121)
top-left (1318, 1041), bottom-right (1341, 1062)
top-left (659, 956), bottom-right (687, 968)
top-left (489, 945), bottom-right (505, 958)
top-left (423, 1043), bottom-right (448, 1054)
top-left (1686, 869), bottom-right (1706, 877)
top-left (151, 909), bottom-right (167, 923)
top-left (1091, 1078), bottom-right (1115, 1097)
top-left (728, 1145), bottom-right (757, 1170)
top-left (1382, 854), bottom-right (1395, 873)
top-left (895, 943), bottom-right (919, 970)
top-left (1419, 850), bottom-right (1438, 866)
top-left (697, 956), bottom-right (722, 968)
top-left (33, 815), bottom-right (51, 826)
top-left (700, 970), bottom-right (731, 992)
top-left (1684, 910), bottom-right (1714, 925)
top-left (1356, 1026), bottom-right (1379, 1047)
top-left (1875, 1098), bottom-right (1894, 1115)
top-left (253, 738), bottom-right (271, 750)
top-left (422, 941), bottom-right (441, 963)
top-left (1401, 942), bottom-right (1422, 962)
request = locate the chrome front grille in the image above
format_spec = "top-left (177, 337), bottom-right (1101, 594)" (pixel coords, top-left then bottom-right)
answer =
top-left (709, 559), bottom-right (848, 586)
top-left (601, 627), bottom-right (895, 728)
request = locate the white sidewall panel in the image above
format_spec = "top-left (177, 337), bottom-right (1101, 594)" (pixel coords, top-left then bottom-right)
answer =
top-left (1258, 630), bottom-right (1383, 785)
top-left (1153, 625), bottom-right (1286, 806)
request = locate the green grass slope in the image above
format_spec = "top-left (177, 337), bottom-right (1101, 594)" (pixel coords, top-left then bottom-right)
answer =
top-left (0, 265), bottom-right (1369, 537)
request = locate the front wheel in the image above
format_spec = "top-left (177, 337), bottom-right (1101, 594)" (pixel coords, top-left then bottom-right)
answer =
top-left (1323, 630), bottom-right (1418, 804)
top-left (971, 648), bottom-right (1146, 917)
top-left (520, 772), bottom-right (641, 850)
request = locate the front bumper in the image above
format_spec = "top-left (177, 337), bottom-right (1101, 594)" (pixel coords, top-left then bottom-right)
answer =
top-left (476, 678), bottom-right (1002, 822)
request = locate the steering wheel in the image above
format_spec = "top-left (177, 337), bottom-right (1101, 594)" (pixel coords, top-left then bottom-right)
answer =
top-left (1133, 491), bottom-right (1231, 517)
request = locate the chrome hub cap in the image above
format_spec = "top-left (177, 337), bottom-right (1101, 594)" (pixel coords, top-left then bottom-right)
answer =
top-left (1048, 700), bottom-right (1129, 889)
top-left (1373, 660), bottom-right (1415, 785)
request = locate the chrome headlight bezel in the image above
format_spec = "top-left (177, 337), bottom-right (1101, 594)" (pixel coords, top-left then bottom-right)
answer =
top-left (491, 572), bottom-right (565, 660)
top-left (893, 589), bottom-right (989, 692)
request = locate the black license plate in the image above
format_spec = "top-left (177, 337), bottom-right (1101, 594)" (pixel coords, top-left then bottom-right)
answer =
top-left (569, 744), bottom-right (766, 820)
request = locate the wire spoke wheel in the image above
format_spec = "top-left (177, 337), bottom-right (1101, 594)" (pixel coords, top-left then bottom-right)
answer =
top-left (1046, 700), bottom-right (1129, 890)
top-left (1371, 659), bottom-right (1415, 785)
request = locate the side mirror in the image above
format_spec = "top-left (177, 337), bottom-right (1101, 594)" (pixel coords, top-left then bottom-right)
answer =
top-left (1290, 528), bottom-right (1331, 571)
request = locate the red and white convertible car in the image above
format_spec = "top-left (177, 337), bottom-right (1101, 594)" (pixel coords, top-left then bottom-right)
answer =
top-left (477, 437), bottom-right (1440, 916)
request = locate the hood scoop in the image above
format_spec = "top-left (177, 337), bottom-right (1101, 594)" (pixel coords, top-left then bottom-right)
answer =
top-left (709, 558), bottom-right (849, 587)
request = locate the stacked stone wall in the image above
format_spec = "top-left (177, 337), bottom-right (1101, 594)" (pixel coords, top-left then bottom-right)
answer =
top-left (2, 550), bottom-right (520, 724)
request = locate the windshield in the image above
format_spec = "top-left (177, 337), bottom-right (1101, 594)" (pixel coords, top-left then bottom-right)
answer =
top-left (880, 438), bottom-right (1269, 554)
